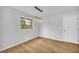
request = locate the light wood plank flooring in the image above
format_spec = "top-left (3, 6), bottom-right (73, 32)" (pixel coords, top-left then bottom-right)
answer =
top-left (1, 37), bottom-right (79, 53)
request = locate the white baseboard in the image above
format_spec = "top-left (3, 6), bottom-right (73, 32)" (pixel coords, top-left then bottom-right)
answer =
top-left (0, 36), bottom-right (38, 52)
top-left (41, 36), bottom-right (79, 45)
top-left (0, 36), bottom-right (78, 52)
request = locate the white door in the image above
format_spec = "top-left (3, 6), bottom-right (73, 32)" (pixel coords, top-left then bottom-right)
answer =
top-left (63, 16), bottom-right (77, 42)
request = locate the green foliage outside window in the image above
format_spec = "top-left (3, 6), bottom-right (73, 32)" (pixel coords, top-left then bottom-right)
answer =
top-left (20, 17), bottom-right (32, 29)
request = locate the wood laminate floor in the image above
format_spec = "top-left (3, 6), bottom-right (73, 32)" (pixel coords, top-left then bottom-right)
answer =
top-left (1, 37), bottom-right (79, 53)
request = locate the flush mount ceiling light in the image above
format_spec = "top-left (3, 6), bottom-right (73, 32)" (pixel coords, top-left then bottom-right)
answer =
top-left (34, 6), bottom-right (43, 13)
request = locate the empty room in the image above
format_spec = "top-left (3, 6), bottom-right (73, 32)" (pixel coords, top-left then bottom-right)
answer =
top-left (0, 6), bottom-right (79, 53)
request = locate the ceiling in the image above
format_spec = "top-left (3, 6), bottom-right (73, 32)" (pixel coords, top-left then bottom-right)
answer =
top-left (10, 6), bottom-right (79, 17)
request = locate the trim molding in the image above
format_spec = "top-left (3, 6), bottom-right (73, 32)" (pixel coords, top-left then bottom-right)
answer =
top-left (40, 36), bottom-right (79, 45)
top-left (0, 36), bottom-right (38, 52)
top-left (0, 36), bottom-right (78, 52)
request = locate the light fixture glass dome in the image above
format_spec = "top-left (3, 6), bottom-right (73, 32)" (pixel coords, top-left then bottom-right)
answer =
top-left (35, 16), bottom-right (42, 23)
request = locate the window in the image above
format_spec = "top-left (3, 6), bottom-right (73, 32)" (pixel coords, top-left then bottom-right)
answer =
top-left (20, 17), bottom-right (32, 29)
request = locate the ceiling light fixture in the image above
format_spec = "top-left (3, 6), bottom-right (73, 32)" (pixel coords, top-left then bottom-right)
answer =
top-left (35, 16), bottom-right (43, 23)
top-left (34, 6), bottom-right (43, 13)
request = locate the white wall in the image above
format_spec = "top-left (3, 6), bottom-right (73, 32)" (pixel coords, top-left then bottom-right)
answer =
top-left (40, 11), bottom-right (79, 44)
top-left (0, 7), bottom-right (79, 50)
top-left (0, 7), bottom-right (39, 49)
top-left (0, 7), bottom-right (3, 48)
top-left (40, 16), bottom-right (63, 40)
top-left (78, 16), bottom-right (79, 42)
